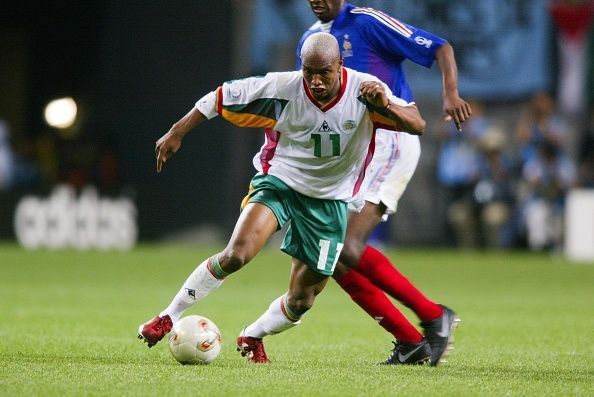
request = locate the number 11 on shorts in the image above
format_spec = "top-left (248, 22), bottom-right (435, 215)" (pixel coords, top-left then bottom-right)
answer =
top-left (317, 239), bottom-right (344, 273)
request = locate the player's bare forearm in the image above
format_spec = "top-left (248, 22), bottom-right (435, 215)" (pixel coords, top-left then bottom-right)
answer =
top-left (170, 107), bottom-right (207, 139)
top-left (435, 43), bottom-right (459, 96)
top-left (387, 104), bottom-right (425, 135)
top-left (155, 107), bottom-right (207, 173)
top-left (435, 43), bottom-right (472, 131)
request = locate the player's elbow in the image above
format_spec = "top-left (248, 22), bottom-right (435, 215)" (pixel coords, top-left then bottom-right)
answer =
top-left (408, 118), bottom-right (426, 135)
top-left (417, 118), bottom-right (426, 135)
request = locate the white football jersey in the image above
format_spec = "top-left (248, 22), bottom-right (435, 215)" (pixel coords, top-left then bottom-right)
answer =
top-left (195, 67), bottom-right (415, 203)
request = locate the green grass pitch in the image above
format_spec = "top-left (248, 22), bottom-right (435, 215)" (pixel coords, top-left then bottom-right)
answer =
top-left (0, 244), bottom-right (592, 396)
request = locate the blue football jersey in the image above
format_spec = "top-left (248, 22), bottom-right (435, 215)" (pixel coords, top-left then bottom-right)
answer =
top-left (297, 3), bottom-right (447, 102)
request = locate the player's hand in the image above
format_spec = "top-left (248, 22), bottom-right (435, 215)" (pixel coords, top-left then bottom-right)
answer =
top-left (360, 81), bottom-right (389, 108)
top-left (443, 94), bottom-right (472, 132)
top-left (155, 130), bottom-right (183, 173)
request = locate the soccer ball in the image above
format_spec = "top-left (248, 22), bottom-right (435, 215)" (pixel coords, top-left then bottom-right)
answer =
top-left (168, 315), bottom-right (222, 365)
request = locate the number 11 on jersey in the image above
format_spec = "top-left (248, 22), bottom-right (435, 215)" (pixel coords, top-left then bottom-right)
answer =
top-left (317, 239), bottom-right (344, 273)
top-left (311, 133), bottom-right (341, 157)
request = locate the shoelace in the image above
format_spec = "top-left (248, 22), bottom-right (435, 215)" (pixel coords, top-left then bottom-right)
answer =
top-left (160, 317), bottom-right (173, 332)
top-left (147, 317), bottom-right (171, 338)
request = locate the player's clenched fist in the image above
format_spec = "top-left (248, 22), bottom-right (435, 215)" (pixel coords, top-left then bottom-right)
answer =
top-left (360, 81), bottom-right (389, 108)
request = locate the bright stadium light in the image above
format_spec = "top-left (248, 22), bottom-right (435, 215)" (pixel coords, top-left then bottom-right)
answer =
top-left (44, 97), bottom-right (78, 129)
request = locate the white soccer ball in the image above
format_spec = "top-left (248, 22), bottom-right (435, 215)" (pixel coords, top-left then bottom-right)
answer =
top-left (168, 315), bottom-right (222, 365)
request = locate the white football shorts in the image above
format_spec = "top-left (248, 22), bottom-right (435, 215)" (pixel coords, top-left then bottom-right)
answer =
top-left (362, 129), bottom-right (421, 220)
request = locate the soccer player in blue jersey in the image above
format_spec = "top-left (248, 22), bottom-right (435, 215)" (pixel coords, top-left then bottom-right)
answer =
top-left (300, 0), bottom-right (472, 366)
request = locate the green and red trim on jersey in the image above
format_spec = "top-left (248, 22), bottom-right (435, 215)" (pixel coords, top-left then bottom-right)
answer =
top-left (216, 86), bottom-right (289, 128)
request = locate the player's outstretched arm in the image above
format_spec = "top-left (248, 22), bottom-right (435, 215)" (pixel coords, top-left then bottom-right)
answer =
top-left (435, 43), bottom-right (472, 131)
top-left (360, 81), bottom-right (425, 135)
top-left (155, 107), bottom-right (207, 173)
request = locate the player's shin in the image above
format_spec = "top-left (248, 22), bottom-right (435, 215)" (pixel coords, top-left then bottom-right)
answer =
top-left (160, 255), bottom-right (225, 323)
top-left (243, 295), bottom-right (301, 338)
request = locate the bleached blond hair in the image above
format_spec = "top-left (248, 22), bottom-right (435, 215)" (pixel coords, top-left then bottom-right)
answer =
top-left (300, 32), bottom-right (341, 63)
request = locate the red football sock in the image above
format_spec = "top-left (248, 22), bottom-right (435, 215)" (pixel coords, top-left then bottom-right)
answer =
top-left (354, 245), bottom-right (442, 321)
top-left (336, 269), bottom-right (423, 343)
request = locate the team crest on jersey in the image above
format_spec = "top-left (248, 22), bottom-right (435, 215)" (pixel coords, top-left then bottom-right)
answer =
top-left (342, 120), bottom-right (356, 130)
top-left (231, 88), bottom-right (241, 98)
top-left (341, 34), bottom-right (353, 58)
top-left (318, 120), bottom-right (332, 132)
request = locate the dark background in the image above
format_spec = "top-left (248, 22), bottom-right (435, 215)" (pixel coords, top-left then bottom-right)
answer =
top-left (0, 1), bottom-right (250, 239)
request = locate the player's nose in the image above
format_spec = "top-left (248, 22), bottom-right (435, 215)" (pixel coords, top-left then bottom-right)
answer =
top-left (310, 75), bottom-right (323, 86)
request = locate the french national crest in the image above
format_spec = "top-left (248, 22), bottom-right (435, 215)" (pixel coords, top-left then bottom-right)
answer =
top-left (342, 34), bottom-right (353, 57)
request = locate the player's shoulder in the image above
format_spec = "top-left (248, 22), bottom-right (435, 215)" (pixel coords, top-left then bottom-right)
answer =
top-left (345, 68), bottom-right (410, 105)
top-left (347, 5), bottom-right (413, 37)
top-left (274, 70), bottom-right (302, 85)
top-left (347, 5), bottom-right (396, 22)
top-left (231, 71), bottom-right (300, 97)
top-left (269, 70), bottom-right (303, 98)
top-left (346, 67), bottom-right (381, 85)
top-left (345, 67), bottom-right (381, 94)
top-left (247, 70), bottom-right (300, 84)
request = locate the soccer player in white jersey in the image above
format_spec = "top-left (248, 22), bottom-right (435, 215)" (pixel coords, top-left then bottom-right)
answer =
top-left (300, 0), bottom-right (471, 366)
top-left (138, 32), bottom-right (425, 363)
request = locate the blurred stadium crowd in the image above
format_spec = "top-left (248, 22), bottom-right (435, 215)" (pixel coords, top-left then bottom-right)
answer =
top-left (0, 0), bottom-right (592, 252)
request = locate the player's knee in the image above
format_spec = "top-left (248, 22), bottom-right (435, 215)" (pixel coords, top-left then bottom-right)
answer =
top-left (219, 247), bottom-right (252, 273)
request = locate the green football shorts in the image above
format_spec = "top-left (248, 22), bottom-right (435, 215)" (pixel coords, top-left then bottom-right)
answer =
top-left (242, 173), bottom-right (347, 276)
